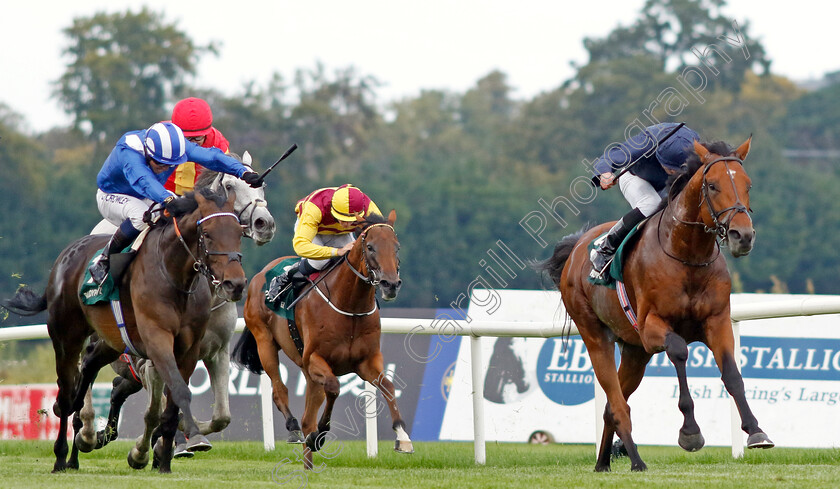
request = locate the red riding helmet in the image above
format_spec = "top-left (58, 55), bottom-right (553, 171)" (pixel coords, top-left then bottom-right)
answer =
top-left (171, 97), bottom-right (213, 138)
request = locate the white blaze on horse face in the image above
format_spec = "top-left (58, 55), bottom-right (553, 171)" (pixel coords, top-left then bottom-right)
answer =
top-left (728, 169), bottom-right (738, 176)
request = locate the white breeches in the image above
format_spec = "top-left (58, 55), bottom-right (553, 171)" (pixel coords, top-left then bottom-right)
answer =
top-left (618, 173), bottom-right (664, 217)
top-left (96, 189), bottom-right (152, 232)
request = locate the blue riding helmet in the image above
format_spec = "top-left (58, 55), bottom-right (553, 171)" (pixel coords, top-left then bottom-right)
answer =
top-left (144, 122), bottom-right (188, 165)
top-left (651, 124), bottom-right (700, 171)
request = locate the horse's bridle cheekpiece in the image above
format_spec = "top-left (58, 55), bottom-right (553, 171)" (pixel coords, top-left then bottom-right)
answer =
top-left (164, 211), bottom-right (242, 292)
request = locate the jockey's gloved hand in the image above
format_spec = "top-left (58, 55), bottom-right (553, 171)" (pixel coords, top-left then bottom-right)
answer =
top-left (163, 195), bottom-right (178, 213)
top-left (241, 171), bottom-right (264, 188)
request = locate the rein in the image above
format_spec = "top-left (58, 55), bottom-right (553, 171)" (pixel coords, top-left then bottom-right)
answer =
top-left (157, 211), bottom-right (242, 293)
top-left (290, 223), bottom-right (397, 316)
top-left (659, 155), bottom-right (749, 266)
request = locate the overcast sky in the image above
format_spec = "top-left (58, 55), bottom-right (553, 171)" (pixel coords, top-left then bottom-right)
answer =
top-left (2, 1), bottom-right (838, 133)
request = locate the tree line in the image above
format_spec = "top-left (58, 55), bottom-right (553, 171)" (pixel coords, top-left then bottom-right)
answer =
top-left (2, 1), bottom-right (839, 323)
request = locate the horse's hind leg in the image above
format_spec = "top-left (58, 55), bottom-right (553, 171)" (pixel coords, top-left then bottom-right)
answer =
top-left (154, 389), bottom-right (182, 473)
top-left (71, 341), bottom-right (120, 456)
top-left (48, 328), bottom-right (86, 472)
top-left (197, 350), bottom-right (232, 435)
top-left (357, 351), bottom-right (414, 454)
top-left (663, 331), bottom-right (705, 452)
top-left (128, 365), bottom-right (164, 470)
top-left (705, 318), bottom-right (774, 449)
top-left (252, 328), bottom-right (303, 443)
top-left (96, 373), bottom-right (142, 449)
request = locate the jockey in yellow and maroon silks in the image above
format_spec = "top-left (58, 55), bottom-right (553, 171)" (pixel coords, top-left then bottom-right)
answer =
top-left (266, 184), bottom-right (382, 296)
top-left (165, 97), bottom-right (231, 195)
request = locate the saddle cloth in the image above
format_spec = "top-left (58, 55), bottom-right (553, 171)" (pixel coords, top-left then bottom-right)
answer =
top-left (79, 228), bottom-right (151, 305)
top-left (586, 221), bottom-right (645, 289)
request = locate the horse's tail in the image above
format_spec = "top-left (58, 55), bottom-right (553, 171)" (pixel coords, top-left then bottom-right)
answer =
top-left (231, 327), bottom-right (264, 374)
top-left (1, 286), bottom-right (47, 317)
top-left (532, 225), bottom-right (591, 287)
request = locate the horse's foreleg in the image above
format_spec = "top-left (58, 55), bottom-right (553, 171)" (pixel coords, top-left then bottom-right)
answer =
top-left (609, 343), bottom-right (653, 459)
top-left (356, 352), bottom-right (413, 454)
top-left (128, 365), bottom-right (164, 470)
top-left (664, 331), bottom-right (705, 452)
top-left (72, 388), bottom-right (96, 457)
top-left (706, 318), bottom-right (774, 449)
top-left (154, 390), bottom-right (181, 473)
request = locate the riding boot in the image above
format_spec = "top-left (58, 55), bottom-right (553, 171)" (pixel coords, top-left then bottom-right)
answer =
top-left (266, 260), bottom-right (315, 302)
top-left (590, 207), bottom-right (646, 275)
top-left (89, 220), bottom-right (141, 285)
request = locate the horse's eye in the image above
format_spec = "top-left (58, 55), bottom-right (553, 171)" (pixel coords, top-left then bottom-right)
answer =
top-left (367, 244), bottom-right (375, 253)
top-left (708, 183), bottom-right (719, 192)
top-left (225, 183), bottom-right (233, 191)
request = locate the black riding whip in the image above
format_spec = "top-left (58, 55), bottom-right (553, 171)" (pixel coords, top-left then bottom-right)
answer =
top-left (611, 122), bottom-right (687, 181)
top-left (258, 143), bottom-right (298, 181)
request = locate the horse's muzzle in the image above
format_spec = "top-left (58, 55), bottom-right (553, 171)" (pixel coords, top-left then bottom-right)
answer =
top-left (219, 277), bottom-right (247, 302)
top-left (379, 279), bottom-right (402, 301)
top-left (727, 227), bottom-right (755, 257)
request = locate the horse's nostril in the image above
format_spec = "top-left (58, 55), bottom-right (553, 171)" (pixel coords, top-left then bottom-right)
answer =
top-left (254, 218), bottom-right (266, 230)
top-left (728, 229), bottom-right (741, 242)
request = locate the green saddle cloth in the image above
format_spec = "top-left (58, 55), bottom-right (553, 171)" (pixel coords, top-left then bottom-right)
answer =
top-left (587, 222), bottom-right (645, 289)
top-left (80, 248), bottom-right (120, 305)
top-left (263, 257), bottom-right (301, 320)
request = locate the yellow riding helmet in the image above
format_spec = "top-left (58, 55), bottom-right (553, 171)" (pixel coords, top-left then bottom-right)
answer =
top-left (330, 185), bottom-right (366, 222)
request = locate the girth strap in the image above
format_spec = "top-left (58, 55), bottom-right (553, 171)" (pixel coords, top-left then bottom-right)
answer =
top-left (616, 281), bottom-right (639, 331)
top-left (110, 299), bottom-right (144, 357)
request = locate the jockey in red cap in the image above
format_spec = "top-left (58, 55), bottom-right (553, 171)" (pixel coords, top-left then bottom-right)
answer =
top-left (166, 97), bottom-right (231, 195)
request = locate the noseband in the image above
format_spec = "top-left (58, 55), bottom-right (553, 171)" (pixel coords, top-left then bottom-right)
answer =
top-left (163, 211), bottom-right (242, 292)
top-left (212, 172), bottom-right (268, 239)
top-left (700, 156), bottom-right (751, 240)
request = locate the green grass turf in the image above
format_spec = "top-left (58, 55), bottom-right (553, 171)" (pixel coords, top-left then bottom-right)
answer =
top-left (0, 440), bottom-right (838, 488)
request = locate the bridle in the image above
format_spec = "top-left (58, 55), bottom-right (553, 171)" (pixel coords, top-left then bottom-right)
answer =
top-left (343, 223), bottom-right (399, 286)
top-left (158, 211), bottom-right (243, 293)
top-left (660, 155), bottom-right (751, 266)
top-left (307, 223), bottom-right (399, 317)
top-left (211, 172), bottom-right (268, 240)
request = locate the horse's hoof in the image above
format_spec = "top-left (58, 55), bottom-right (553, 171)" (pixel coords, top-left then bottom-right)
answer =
top-left (631, 461), bottom-right (648, 472)
top-left (747, 432), bottom-right (775, 449)
top-left (394, 440), bottom-right (414, 454)
top-left (186, 434), bottom-right (212, 452)
top-left (127, 450), bottom-right (149, 470)
top-left (305, 432), bottom-right (327, 452)
top-left (287, 430), bottom-right (304, 444)
top-left (74, 431), bottom-right (96, 453)
top-left (594, 464), bottom-right (611, 473)
top-left (678, 431), bottom-right (705, 452)
top-left (173, 443), bottom-right (194, 458)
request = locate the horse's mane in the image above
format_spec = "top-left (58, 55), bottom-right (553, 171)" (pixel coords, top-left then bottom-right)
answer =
top-left (658, 140), bottom-right (734, 209)
top-left (153, 187), bottom-right (227, 226)
top-left (194, 153), bottom-right (251, 189)
top-left (359, 212), bottom-right (389, 230)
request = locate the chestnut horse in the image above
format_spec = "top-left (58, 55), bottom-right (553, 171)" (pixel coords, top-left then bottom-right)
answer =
top-left (233, 210), bottom-right (414, 469)
top-left (536, 139), bottom-right (773, 472)
top-left (1, 187), bottom-right (247, 473)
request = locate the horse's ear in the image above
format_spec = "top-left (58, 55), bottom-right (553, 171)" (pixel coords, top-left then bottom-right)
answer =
top-left (387, 209), bottom-right (397, 226)
top-left (734, 136), bottom-right (752, 161)
top-left (242, 151), bottom-right (252, 166)
top-left (693, 140), bottom-right (712, 163)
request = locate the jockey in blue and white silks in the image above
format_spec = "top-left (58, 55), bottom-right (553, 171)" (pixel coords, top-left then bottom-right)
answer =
top-left (89, 121), bottom-right (265, 284)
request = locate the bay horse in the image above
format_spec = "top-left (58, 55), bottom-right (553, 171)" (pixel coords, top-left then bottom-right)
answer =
top-left (233, 210), bottom-right (414, 469)
top-left (77, 157), bottom-right (276, 465)
top-left (1, 187), bottom-right (247, 473)
top-left (536, 138), bottom-right (773, 472)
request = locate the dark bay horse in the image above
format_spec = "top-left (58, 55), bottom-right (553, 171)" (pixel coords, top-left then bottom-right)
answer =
top-left (536, 139), bottom-right (773, 472)
top-left (233, 211), bottom-right (413, 469)
top-left (1, 187), bottom-right (247, 473)
top-left (78, 159), bottom-right (276, 464)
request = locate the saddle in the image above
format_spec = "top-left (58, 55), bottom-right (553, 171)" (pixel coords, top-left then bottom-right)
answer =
top-left (587, 220), bottom-right (647, 289)
top-left (80, 228), bottom-right (151, 305)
